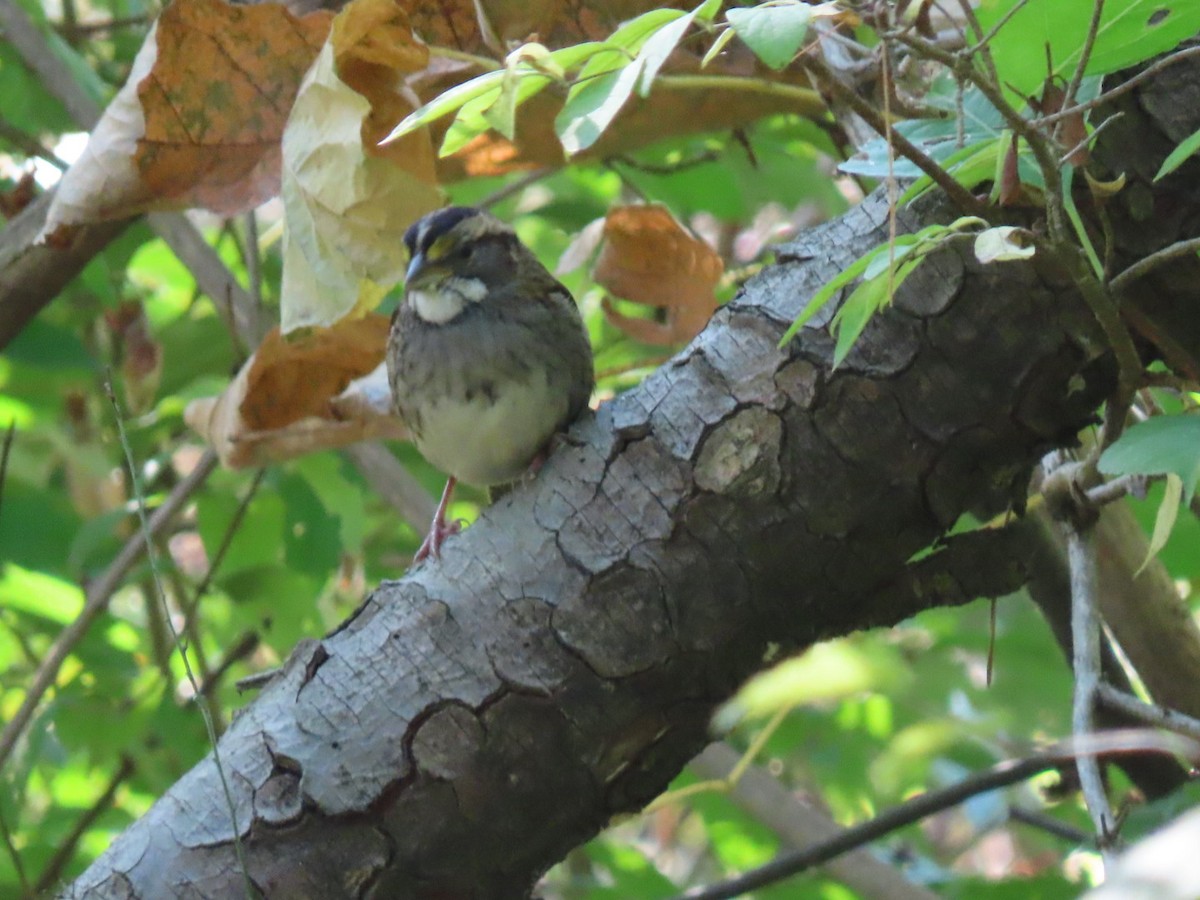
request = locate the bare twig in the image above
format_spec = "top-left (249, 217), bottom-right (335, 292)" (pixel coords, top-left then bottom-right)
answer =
top-left (189, 468), bottom-right (266, 607)
top-left (479, 167), bottom-right (555, 209)
top-left (0, 419), bottom-right (14, 524)
top-left (1058, 0), bottom-right (1104, 147)
top-left (342, 442), bottom-right (437, 532)
top-left (1008, 805), bottom-right (1090, 844)
top-left (198, 631), bottom-right (261, 698)
top-left (1067, 525), bottom-right (1119, 863)
top-left (800, 53), bottom-right (989, 217)
top-left (0, 806), bottom-right (29, 895)
top-left (1085, 474), bottom-right (1150, 507)
top-left (1030, 45), bottom-right (1200, 129)
top-left (1109, 237), bottom-right (1200, 296)
top-left (689, 743), bottom-right (939, 900)
top-left (1059, 111), bottom-right (1122, 165)
top-left (1098, 684), bottom-right (1200, 743)
top-left (32, 756), bottom-right (135, 894)
top-left (0, 120), bottom-right (68, 169)
top-left (0, 450), bottom-right (218, 772)
top-left (967, 0), bottom-right (1031, 57)
top-left (677, 732), bottom-right (1193, 900)
top-left (104, 380), bottom-right (254, 898)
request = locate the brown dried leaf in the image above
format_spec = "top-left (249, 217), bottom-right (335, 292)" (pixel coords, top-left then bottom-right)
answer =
top-left (40, 0), bottom-right (331, 235)
top-left (1032, 77), bottom-right (1089, 167)
top-left (137, 0), bottom-right (333, 214)
top-left (185, 315), bottom-right (406, 468)
top-left (280, 0), bottom-right (441, 332)
top-left (594, 205), bottom-right (722, 346)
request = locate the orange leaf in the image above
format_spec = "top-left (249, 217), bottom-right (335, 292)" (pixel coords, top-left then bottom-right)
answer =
top-left (242, 314), bottom-right (391, 431)
top-left (136, 0), bottom-right (332, 215)
top-left (332, 0), bottom-right (431, 156)
top-left (594, 205), bottom-right (722, 346)
top-left (185, 315), bottom-right (405, 468)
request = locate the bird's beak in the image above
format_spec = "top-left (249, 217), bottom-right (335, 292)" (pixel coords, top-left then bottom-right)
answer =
top-left (405, 251), bottom-right (427, 287)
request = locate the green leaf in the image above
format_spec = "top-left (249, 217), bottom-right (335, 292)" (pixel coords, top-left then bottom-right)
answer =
top-left (715, 639), bottom-right (907, 730)
top-left (383, 70), bottom-right (505, 146)
top-left (556, 10), bottom-right (693, 154)
top-left (1156, 124), bottom-right (1200, 181)
top-left (726, 1), bottom-right (812, 71)
top-left (778, 251), bottom-right (872, 347)
top-left (1098, 414), bottom-right (1200, 502)
top-left (1138, 472), bottom-right (1182, 575)
top-left (976, 0), bottom-right (1200, 100)
top-left (832, 273), bottom-right (890, 368)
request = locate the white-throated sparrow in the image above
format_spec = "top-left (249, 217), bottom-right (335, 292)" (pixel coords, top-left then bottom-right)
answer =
top-left (387, 206), bottom-right (595, 561)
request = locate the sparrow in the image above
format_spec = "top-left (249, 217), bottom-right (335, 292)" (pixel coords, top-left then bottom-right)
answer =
top-left (387, 206), bottom-right (595, 561)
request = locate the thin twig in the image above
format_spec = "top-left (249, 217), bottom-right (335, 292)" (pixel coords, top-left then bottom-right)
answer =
top-left (199, 631), bottom-right (261, 698)
top-left (104, 380), bottom-right (254, 898)
top-left (32, 756), bottom-right (135, 893)
top-left (1109, 237), bottom-right (1200, 296)
top-left (0, 451), bottom-right (218, 772)
top-left (243, 210), bottom-right (263, 327)
top-left (0, 806), bottom-right (29, 895)
top-left (1058, 111), bottom-right (1122, 165)
top-left (0, 120), bottom-right (69, 169)
top-left (1008, 805), bottom-right (1090, 844)
top-left (479, 167), bottom-right (555, 210)
top-left (1067, 525), bottom-right (1118, 863)
top-left (0, 419), bottom-right (14, 524)
top-left (1029, 45), bottom-right (1200, 128)
top-left (190, 468), bottom-right (266, 607)
top-left (800, 53), bottom-right (989, 217)
top-left (1058, 0), bottom-right (1104, 147)
top-left (677, 732), bottom-right (1192, 900)
top-left (1098, 684), bottom-right (1200, 743)
top-left (968, 0), bottom-right (1032, 57)
top-left (1085, 474), bottom-right (1150, 507)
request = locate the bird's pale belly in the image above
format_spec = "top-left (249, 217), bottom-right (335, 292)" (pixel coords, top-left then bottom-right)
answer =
top-left (412, 372), bottom-right (568, 486)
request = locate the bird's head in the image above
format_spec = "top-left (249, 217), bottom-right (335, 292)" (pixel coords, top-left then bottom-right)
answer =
top-left (402, 206), bottom-right (520, 324)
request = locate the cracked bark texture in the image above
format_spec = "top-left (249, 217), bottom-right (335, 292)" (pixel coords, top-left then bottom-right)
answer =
top-left (63, 58), bottom-right (1200, 898)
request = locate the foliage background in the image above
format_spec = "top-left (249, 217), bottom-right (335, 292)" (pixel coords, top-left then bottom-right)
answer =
top-left (2, 0), bottom-right (1200, 896)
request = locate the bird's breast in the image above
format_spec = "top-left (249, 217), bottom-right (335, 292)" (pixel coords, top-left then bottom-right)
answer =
top-left (411, 371), bottom-right (569, 485)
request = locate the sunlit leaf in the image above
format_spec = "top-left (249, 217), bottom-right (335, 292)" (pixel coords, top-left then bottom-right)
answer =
top-left (1099, 414), bottom-right (1200, 502)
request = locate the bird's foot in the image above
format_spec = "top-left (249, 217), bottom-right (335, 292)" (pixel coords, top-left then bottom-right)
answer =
top-left (413, 516), bottom-right (464, 562)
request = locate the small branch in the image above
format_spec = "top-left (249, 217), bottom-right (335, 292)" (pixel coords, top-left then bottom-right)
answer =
top-left (0, 119), bottom-right (68, 169)
top-left (1122, 301), bottom-right (1200, 384)
top-left (1098, 684), bottom-right (1200, 743)
top-left (1085, 474), bottom-right (1150, 507)
top-left (198, 631), bottom-right (261, 698)
top-left (0, 451), bottom-right (218, 772)
top-left (1066, 524), bottom-right (1119, 863)
top-left (967, 0), bottom-right (1032, 57)
top-left (689, 743), bottom-right (939, 900)
top-left (0, 419), bottom-right (14, 524)
top-left (479, 167), bottom-right (555, 210)
top-left (1059, 0), bottom-right (1104, 147)
top-left (1109, 237), bottom-right (1200, 297)
top-left (1059, 111), bottom-right (1122, 165)
top-left (104, 381), bottom-right (254, 896)
top-left (1008, 805), bottom-right (1091, 844)
top-left (0, 806), bottom-right (29, 896)
top-left (32, 756), bottom-right (135, 894)
top-left (799, 54), bottom-right (989, 217)
top-left (1029, 45), bottom-right (1200, 129)
top-left (677, 751), bottom-right (1067, 899)
top-left (342, 442), bottom-right (437, 533)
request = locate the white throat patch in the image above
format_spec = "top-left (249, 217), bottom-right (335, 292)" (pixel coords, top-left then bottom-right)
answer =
top-left (409, 277), bottom-right (486, 324)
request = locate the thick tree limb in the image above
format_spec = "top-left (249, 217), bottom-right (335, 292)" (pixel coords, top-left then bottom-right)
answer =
top-left (58, 51), bottom-right (1200, 900)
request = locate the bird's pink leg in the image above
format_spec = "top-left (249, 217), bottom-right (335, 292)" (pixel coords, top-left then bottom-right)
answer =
top-left (414, 476), bottom-right (461, 562)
